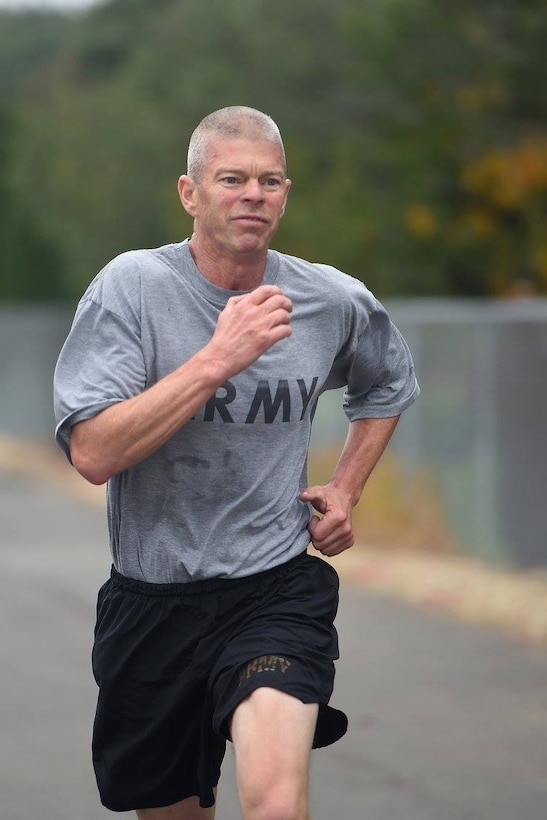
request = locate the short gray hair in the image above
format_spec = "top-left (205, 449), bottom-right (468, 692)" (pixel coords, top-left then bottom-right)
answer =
top-left (187, 106), bottom-right (286, 182)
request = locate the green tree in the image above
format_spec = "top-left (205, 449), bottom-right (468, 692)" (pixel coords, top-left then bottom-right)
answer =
top-left (0, 106), bottom-right (65, 301)
top-left (2, 0), bottom-right (546, 299)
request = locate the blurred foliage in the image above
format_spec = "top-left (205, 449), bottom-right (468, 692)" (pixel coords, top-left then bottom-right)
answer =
top-left (0, 0), bottom-right (546, 300)
top-left (0, 106), bottom-right (65, 300)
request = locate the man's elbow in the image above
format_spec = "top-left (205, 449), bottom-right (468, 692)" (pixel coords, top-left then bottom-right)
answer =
top-left (71, 446), bottom-right (110, 485)
top-left (70, 430), bottom-right (112, 485)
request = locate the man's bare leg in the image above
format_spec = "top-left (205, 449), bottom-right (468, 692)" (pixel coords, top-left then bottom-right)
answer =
top-left (136, 793), bottom-right (216, 819)
top-left (231, 687), bottom-right (318, 820)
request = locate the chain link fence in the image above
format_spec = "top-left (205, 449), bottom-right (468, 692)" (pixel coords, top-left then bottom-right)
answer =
top-left (2, 299), bottom-right (546, 569)
top-left (313, 299), bottom-right (547, 569)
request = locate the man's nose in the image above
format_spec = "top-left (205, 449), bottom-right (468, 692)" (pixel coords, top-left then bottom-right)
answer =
top-left (241, 179), bottom-right (264, 200)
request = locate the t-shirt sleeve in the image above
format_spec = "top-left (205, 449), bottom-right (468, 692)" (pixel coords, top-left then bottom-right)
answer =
top-left (53, 296), bottom-right (146, 460)
top-left (342, 296), bottom-right (420, 420)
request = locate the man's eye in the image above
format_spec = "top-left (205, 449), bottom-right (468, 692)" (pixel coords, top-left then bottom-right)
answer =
top-left (223, 177), bottom-right (238, 184)
top-left (266, 178), bottom-right (281, 187)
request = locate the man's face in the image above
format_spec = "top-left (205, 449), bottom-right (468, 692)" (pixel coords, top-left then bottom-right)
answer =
top-left (183, 136), bottom-right (291, 260)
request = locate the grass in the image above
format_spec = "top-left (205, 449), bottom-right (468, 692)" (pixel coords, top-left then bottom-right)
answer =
top-left (307, 446), bottom-right (458, 555)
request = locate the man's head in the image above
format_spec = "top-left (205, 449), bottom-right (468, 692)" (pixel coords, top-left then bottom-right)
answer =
top-left (178, 107), bottom-right (291, 270)
top-left (187, 106), bottom-right (287, 183)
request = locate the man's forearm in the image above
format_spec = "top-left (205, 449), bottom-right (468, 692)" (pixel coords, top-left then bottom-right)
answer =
top-left (70, 348), bottom-right (227, 485)
top-left (300, 415), bottom-right (400, 556)
top-left (69, 284), bottom-right (293, 485)
top-left (329, 415), bottom-right (400, 506)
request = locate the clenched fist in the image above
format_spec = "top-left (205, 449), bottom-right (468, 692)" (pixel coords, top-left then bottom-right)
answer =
top-left (209, 285), bottom-right (293, 379)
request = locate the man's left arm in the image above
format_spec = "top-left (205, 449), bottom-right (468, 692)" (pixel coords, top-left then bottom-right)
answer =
top-left (299, 415), bottom-right (400, 556)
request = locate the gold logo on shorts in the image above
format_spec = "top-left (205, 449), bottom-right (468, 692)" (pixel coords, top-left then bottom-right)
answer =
top-left (239, 655), bottom-right (292, 684)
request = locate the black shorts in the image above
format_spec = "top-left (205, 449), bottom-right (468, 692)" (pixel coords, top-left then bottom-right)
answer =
top-left (91, 550), bottom-right (348, 812)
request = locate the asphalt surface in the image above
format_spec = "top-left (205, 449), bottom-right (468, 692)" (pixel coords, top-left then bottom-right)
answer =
top-left (2, 470), bottom-right (547, 819)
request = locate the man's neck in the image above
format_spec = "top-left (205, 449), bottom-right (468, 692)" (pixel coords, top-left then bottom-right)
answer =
top-left (188, 235), bottom-right (267, 291)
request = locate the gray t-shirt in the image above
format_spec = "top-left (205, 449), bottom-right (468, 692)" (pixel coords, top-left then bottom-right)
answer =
top-left (54, 240), bottom-right (419, 582)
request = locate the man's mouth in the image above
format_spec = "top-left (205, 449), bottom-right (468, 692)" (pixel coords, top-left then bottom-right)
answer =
top-left (233, 215), bottom-right (269, 224)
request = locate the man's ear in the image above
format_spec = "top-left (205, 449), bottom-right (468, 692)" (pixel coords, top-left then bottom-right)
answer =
top-left (178, 175), bottom-right (198, 217)
top-left (281, 178), bottom-right (291, 217)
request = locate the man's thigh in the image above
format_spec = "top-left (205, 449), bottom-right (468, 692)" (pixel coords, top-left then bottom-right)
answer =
top-left (231, 687), bottom-right (318, 793)
top-left (136, 793), bottom-right (216, 819)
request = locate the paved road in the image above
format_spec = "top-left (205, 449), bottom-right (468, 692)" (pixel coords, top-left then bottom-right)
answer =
top-left (2, 470), bottom-right (547, 819)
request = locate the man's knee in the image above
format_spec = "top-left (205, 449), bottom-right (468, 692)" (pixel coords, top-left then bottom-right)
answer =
top-left (238, 772), bottom-right (309, 820)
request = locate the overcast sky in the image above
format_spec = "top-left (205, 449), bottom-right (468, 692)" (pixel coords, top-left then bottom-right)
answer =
top-left (0, 0), bottom-right (103, 9)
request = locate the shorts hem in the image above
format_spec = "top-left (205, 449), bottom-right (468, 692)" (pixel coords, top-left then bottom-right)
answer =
top-left (214, 677), bottom-right (348, 749)
top-left (98, 786), bottom-right (216, 813)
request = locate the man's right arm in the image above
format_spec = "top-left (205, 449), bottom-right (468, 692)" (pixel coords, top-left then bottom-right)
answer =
top-left (70, 284), bottom-right (292, 485)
